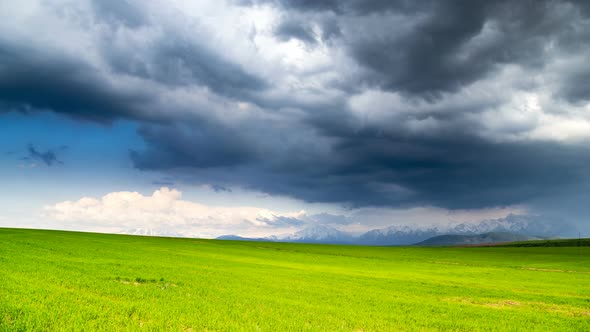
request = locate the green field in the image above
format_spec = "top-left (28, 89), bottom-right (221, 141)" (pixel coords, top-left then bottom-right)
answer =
top-left (1, 228), bottom-right (589, 331)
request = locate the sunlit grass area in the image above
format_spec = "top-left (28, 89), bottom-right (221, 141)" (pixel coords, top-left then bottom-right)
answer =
top-left (1, 228), bottom-right (589, 331)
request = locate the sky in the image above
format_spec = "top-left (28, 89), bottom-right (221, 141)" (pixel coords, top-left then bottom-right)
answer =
top-left (1, 0), bottom-right (590, 239)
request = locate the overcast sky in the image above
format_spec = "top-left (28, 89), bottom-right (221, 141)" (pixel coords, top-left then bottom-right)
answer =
top-left (1, 0), bottom-right (590, 238)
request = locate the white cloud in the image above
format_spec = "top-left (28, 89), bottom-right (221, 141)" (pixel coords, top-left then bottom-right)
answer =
top-left (43, 187), bottom-right (305, 238)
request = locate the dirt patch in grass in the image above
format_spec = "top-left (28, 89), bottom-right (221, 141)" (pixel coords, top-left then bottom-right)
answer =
top-left (114, 277), bottom-right (178, 288)
top-left (449, 297), bottom-right (522, 308)
top-left (447, 297), bottom-right (590, 317)
top-left (482, 300), bottom-right (522, 308)
top-left (431, 261), bottom-right (463, 265)
top-left (521, 267), bottom-right (590, 274)
top-left (543, 305), bottom-right (590, 317)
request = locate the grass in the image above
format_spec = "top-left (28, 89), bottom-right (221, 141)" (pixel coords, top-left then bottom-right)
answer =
top-left (1, 228), bottom-right (589, 331)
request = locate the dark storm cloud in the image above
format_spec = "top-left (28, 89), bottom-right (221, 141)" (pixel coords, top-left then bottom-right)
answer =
top-left (90, 0), bottom-right (267, 98)
top-left (328, 133), bottom-right (590, 209)
top-left (131, 120), bottom-right (590, 210)
top-left (103, 36), bottom-right (268, 99)
top-left (262, 138), bottom-right (590, 209)
top-left (158, 43), bottom-right (267, 96)
top-left (0, 41), bottom-right (152, 123)
top-left (559, 70), bottom-right (590, 103)
top-left (348, 1), bottom-right (492, 95)
top-left (253, 0), bottom-right (422, 15)
top-left (0, 0), bottom-right (267, 122)
top-left (259, 0), bottom-right (590, 96)
top-left (274, 18), bottom-right (317, 44)
top-left (3, 0), bottom-right (590, 216)
top-left (130, 122), bottom-right (259, 170)
top-left (0, 29), bottom-right (266, 124)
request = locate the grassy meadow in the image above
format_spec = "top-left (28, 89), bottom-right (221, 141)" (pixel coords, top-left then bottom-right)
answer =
top-left (1, 228), bottom-right (589, 331)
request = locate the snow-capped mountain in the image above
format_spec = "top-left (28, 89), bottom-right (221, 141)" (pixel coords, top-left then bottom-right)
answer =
top-left (282, 224), bottom-right (356, 243)
top-left (355, 215), bottom-right (562, 245)
top-left (358, 226), bottom-right (441, 245)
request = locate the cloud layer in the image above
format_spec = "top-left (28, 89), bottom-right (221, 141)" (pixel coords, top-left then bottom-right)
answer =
top-left (2, 0), bottom-right (590, 233)
top-left (45, 187), bottom-right (551, 240)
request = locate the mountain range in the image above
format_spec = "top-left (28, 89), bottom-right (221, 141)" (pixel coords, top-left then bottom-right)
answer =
top-left (118, 214), bottom-right (561, 246)
top-left (414, 232), bottom-right (547, 246)
top-left (216, 215), bottom-right (559, 246)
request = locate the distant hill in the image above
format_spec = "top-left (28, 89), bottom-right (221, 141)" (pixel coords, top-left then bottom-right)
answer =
top-left (495, 238), bottom-right (590, 247)
top-left (414, 232), bottom-right (542, 246)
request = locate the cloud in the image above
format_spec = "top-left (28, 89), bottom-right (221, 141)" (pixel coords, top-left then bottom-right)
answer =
top-left (3, 0), bottom-right (590, 234)
top-left (256, 0), bottom-right (590, 96)
top-left (274, 17), bottom-right (317, 44)
top-left (43, 187), bottom-right (305, 238)
top-left (0, 1), bottom-right (267, 123)
top-left (44, 186), bottom-right (548, 239)
top-left (0, 40), bottom-right (154, 123)
top-left (130, 122), bottom-right (258, 169)
top-left (210, 184), bottom-right (232, 193)
top-left (24, 144), bottom-right (65, 166)
top-left (101, 27), bottom-right (268, 98)
top-left (90, 0), bottom-right (148, 28)
top-left (559, 68), bottom-right (590, 104)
